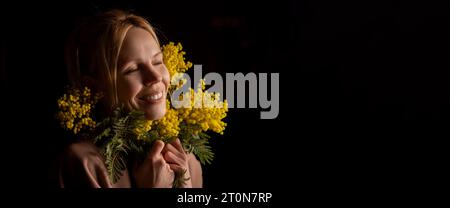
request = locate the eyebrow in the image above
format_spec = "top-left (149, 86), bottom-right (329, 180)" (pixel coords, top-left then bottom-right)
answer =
top-left (153, 51), bottom-right (162, 57)
top-left (120, 50), bottom-right (163, 70)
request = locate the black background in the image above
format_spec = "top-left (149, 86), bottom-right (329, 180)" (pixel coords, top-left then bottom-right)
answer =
top-left (0, 0), bottom-right (447, 199)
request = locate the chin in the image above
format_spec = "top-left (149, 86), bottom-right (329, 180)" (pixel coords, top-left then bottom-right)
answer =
top-left (144, 104), bottom-right (166, 120)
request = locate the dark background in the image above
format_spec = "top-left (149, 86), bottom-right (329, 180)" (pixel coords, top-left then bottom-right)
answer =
top-left (0, 0), bottom-right (447, 194)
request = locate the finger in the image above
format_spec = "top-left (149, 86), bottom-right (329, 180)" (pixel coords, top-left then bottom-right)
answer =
top-left (168, 164), bottom-right (187, 174)
top-left (165, 163), bottom-right (173, 172)
top-left (165, 164), bottom-right (175, 185)
top-left (171, 138), bottom-right (185, 154)
top-left (149, 140), bottom-right (165, 158)
top-left (164, 150), bottom-right (185, 165)
top-left (164, 151), bottom-right (186, 166)
top-left (163, 143), bottom-right (186, 160)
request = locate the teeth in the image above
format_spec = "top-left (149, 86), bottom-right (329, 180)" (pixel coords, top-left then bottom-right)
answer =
top-left (145, 92), bottom-right (163, 101)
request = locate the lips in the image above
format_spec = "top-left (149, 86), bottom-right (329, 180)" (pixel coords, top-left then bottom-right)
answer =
top-left (139, 91), bottom-right (165, 104)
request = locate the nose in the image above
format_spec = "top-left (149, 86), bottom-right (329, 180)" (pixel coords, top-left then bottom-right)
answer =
top-left (142, 62), bottom-right (162, 86)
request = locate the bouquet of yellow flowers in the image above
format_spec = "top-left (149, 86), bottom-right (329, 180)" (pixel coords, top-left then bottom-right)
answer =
top-left (56, 42), bottom-right (228, 186)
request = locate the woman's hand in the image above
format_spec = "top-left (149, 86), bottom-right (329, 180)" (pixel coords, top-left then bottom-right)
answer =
top-left (187, 152), bottom-right (203, 188)
top-left (133, 140), bottom-right (174, 188)
top-left (162, 139), bottom-right (193, 188)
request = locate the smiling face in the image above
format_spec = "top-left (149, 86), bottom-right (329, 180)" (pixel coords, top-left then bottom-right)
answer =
top-left (117, 27), bottom-right (170, 120)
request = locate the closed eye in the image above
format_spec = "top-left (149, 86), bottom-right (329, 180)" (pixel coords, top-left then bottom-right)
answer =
top-left (153, 61), bottom-right (163, 65)
top-left (152, 52), bottom-right (163, 65)
top-left (124, 67), bottom-right (139, 74)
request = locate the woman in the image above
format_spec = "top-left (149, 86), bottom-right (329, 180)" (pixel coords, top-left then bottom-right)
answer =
top-left (58, 9), bottom-right (202, 188)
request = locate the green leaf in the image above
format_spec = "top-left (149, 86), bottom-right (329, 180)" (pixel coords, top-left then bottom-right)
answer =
top-left (182, 133), bottom-right (214, 165)
top-left (104, 137), bottom-right (129, 183)
top-left (93, 127), bottom-right (111, 144)
top-left (173, 169), bottom-right (190, 188)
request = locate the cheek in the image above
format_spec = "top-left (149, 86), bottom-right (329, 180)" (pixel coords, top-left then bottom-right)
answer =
top-left (118, 76), bottom-right (141, 101)
top-left (162, 66), bottom-right (171, 90)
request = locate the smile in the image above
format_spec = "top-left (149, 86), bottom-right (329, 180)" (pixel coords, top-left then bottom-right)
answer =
top-left (139, 91), bottom-right (164, 104)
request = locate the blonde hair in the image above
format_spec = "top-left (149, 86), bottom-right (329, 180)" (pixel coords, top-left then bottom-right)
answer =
top-left (65, 9), bottom-right (160, 113)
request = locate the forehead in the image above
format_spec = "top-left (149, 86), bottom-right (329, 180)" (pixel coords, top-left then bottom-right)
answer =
top-left (120, 27), bottom-right (159, 58)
